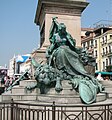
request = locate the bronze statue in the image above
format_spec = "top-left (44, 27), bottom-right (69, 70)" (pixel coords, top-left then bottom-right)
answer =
top-left (29, 18), bottom-right (105, 104)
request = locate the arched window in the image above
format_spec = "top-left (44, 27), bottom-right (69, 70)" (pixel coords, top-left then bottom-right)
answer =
top-left (109, 46), bottom-right (111, 53)
top-left (106, 59), bottom-right (108, 66)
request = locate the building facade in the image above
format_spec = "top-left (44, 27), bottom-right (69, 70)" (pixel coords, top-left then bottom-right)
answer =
top-left (94, 29), bottom-right (112, 72)
top-left (8, 54), bottom-right (31, 77)
top-left (81, 21), bottom-right (112, 72)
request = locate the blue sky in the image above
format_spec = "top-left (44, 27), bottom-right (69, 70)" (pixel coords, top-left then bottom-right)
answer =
top-left (0, 0), bottom-right (112, 67)
top-left (82, 0), bottom-right (112, 27)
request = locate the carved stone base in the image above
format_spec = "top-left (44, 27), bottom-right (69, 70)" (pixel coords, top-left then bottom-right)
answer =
top-left (37, 80), bottom-right (107, 104)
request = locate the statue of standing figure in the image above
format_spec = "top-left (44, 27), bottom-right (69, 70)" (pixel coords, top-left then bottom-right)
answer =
top-left (29, 17), bottom-right (105, 104)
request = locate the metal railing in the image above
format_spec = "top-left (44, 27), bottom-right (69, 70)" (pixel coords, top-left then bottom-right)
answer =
top-left (0, 99), bottom-right (112, 120)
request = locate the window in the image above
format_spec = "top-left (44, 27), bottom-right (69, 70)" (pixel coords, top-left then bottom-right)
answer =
top-left (106, 47), bottom-right (108, 54)
top-left (110, 35), bottom-right (112, 39)
top-left (109, 58), bottom-right (111, 65)
top-left (109, 46), bottom-right (111, 53)
top-left (91, 40), bottom-right (93, 47)
top-left (103, 62), bottom-right (105, 71)
top-left (102, 37), bottom-right (104, 44)
top-left (96, 63), bottom-right (98, 70)
top-left (87, 41), bottom-right (89, 49)
top-left (95, 50), bottom-right (97, 57)
top-left (103, 48), bottom-right (105, 55)
top-left (83, 43), bottom-right (86, 48)
top-left (106, 59), bottom-right (108, 66)
top-left (105, 36), bottom-right (107, 43)
top-left (95, 40), bottom-right (97, 47)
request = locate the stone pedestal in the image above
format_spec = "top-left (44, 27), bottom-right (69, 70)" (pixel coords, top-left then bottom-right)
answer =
top-left (32, 0), bottom-right (89, 70)
top-left (37, 80), bottom-right (107, 104)
top-left (31, 48), bottom-right (47, 78)
top-left (0, 79), bottom-right (109, 104)
top-left (35, 0), bottom-right (89, 48)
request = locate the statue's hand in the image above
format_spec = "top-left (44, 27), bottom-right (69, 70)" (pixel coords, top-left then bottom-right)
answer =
top-left (52, 17), bottom-right (58, 22)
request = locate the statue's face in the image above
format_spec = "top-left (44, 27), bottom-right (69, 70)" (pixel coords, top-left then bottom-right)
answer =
top-left (60, 27), bottom-right (66, 34)
top-left (58, 23), bottom-right (66, 34)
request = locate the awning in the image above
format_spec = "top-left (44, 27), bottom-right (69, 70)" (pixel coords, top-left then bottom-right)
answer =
top-left (16, 55), bottom-right (30, 63)
top-left (95, 71), bottom-right (112, 75)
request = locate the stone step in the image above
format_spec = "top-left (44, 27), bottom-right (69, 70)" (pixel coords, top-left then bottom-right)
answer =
top-left (99, 80), bottom-right (112, 86)
top-left (19, 79), bottom-right (37, 87)
top-left (1, 90), bottom-right (107, 104)
top-left (19, 79), bottom-right (73, 89)
top-left (2, 84), bottom-right (39, 96)
top-left (12, 85), bottom-right (39, 95)
top-left (1, 93), bottom-right (38, 101)
top-left (106, 91), bottom-right (112, 99)
top-left (99, 81), bottom-right (112, 97)
top-left (104, 87), bottom-right (112, 92)
top-left (96, 93), bottom-right (107, 102)
top-left (44, 87), bottom-right (78, 95)
top-left (25, 88), bottom-right (39, 95)
top-left (11, 85), bottom-right (25, 94)
top-left (2, 90), bottom-right (11, 95)
top-left (1, 79), bottom-right (111, 104)
top-left (37, 93), bottom-right (107, 104)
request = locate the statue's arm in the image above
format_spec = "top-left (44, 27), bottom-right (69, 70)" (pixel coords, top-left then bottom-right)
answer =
top-left (48, 43), bottom-right (55, 53)
top-left (67, 33), bottom-right (76, 47)
top-left (49, 17), bottom-right (59, 43)
top-left (46, 35), bottom-right (56, 58)
top-left (66, 33), bottom-right (84, 55)
top-left (66, 33), bottom-right (79, 53)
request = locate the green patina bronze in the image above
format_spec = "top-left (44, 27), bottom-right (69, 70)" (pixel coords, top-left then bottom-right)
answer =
top-left (5, 70), bottom-right (29, 92)
top-left (28, 18), bottom-right (105, 104)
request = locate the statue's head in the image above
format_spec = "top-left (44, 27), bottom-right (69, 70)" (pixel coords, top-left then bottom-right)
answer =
top-left (58, 23), bottom-right (66, 34)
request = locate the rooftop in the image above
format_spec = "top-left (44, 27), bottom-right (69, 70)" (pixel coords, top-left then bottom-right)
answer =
top-left (93, 20), bottom-right (112, 29)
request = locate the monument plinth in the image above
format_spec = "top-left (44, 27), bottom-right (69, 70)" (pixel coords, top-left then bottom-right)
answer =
top-left (30, 17), bottom-right (106, 104)
top-left (35, 0), bottom-right (89, 48)
top-left (30, 0), bottom-right (106, 105)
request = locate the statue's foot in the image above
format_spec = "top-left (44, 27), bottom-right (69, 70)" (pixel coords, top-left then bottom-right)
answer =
top-left (55, 84), bottom-right (63, 92)
top-left (69, 79), bottom-right (77, 88)
top-left (26, 83), bottom-right (37, 90)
